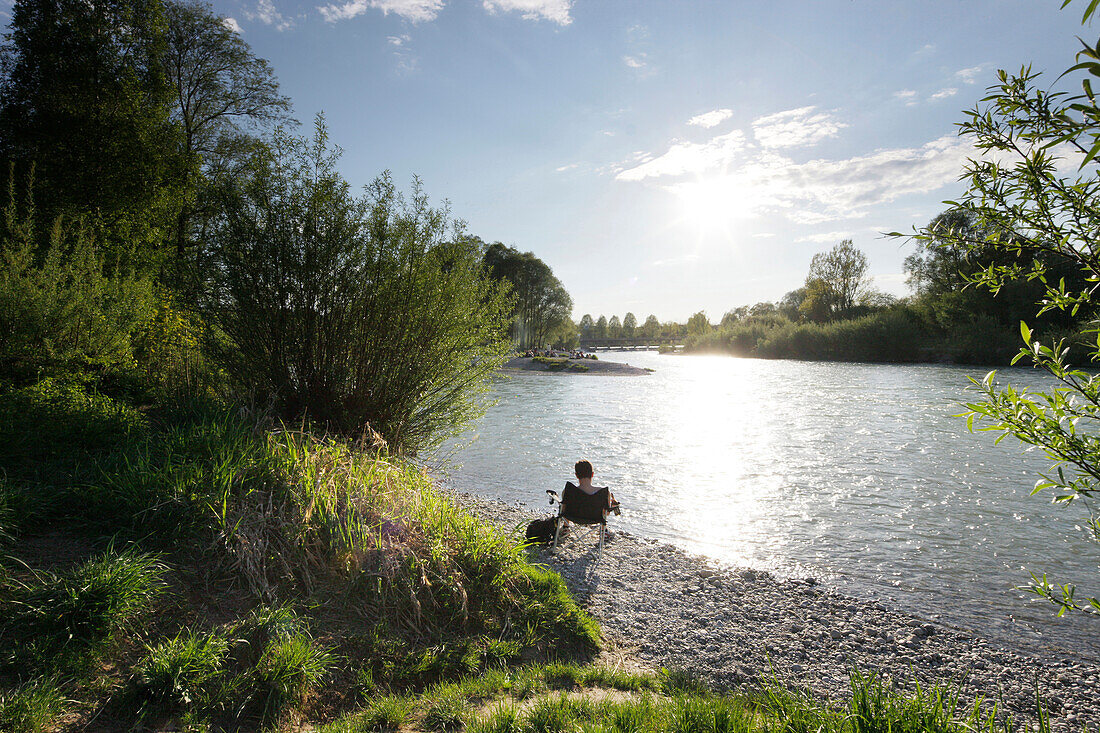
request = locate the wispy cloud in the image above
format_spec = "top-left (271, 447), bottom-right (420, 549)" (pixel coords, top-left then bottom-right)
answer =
top-left (319, 0), bottom-right (443, 23)
top-left (912, 43), bottom-right (936, 58)
top-left (752, 106), bottom-right (845, 149)
top-left (482, 0), bottom-right (572, 24)
top-left (223, 16), bottom-right (243, 32)
top-left (386, 33), bottom-right (418, 72)
top-left (894, 89), bottom-right (918, 106)
top-left (615, 130), bottom-right (747, 182)
top-left (930, 87), bottom-right (958, 101)
top-left (616, 110), bottom-right (979, 223)
top-left (247, 0), bottom-right (293, 30)
top-left (556, 163), bottom-right (580, 172)
top-left (623, 55), bottom-right (646, 69)
top-left (688, 109), bottom-right (733, 129)
top-left (955, 64), bottom-right (991, 84)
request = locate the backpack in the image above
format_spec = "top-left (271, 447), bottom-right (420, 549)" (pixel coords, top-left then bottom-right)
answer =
top-left (525, 516), bottom-right (560, 546)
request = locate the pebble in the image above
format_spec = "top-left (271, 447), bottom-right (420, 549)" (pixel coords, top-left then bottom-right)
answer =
top-left (448, 490), bottom-right (1100, 732)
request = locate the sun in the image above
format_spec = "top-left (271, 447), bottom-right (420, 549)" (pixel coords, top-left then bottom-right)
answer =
top-left (673, 176), bottom-right (752, 237)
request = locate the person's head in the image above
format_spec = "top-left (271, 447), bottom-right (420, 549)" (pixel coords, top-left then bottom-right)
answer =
top-left (574, 459), bottom-right (593, 480)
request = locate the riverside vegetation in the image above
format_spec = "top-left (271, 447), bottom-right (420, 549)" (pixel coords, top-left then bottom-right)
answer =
top-left (0, 0), bottom-right (1096, 731)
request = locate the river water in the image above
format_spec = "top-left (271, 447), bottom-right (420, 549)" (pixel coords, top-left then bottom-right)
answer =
top-left (433, 352), bottom-right (1100, 660)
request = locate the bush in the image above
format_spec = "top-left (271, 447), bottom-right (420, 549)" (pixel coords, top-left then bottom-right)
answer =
top-left (208, 118), bottom-right (512, 452)
top-left (0, 179), bottom-right (154, 381)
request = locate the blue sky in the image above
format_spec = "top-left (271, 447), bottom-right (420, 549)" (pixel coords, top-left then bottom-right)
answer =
top-left (3, 0), bottom-right (1089, 321)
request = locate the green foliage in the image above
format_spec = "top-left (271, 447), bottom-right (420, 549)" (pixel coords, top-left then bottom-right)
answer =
top-left (423, 683), bottom-right (473, 731)
top-left (209, 117), bottom-right (512, 452)
top-left (0, 0), bottom-right (187, 251)
top-left (0, 678), bottom-right (64, 733)
top-left (802, 239), bottom-right (871, 322)
top-left (253, 633), bottom-right (335, 721)
top-left (0, 178), bottom-right (155, 380)
top-left (685, 309), bottom-right (926, 363)
top-left (0, 548), bottom-right (166, 677)
top-left (483, 242), bottom-right (574, 349)
top-left (133, 630), bottom-right (229, 712)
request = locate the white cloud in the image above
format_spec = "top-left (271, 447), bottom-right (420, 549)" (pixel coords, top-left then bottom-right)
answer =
top-left (223, 16), bottom-right (243, 32)
top-left (556, 163), bottom-right (580, 172)
top-left (615, 130), bottom-right (747, 181)
top-left (388, 33), bottom-right (410, 45)
top-left (247, 0), bottom-right (293, 30)
top-left (930, 87), bottom-right (958, 101)
top-left (913, 43), bottom-right (936, 57)
top-left (688, 109), bottom-right (733, 129)
top-left (955, 65), bottom-right (990, 84)
top-left (319, 0), bottom-right (443, 23)
top-left (623, 55), bottom-right (646, 69)
top-left (752, 106), bottom-right (845, 149)
top-left (795, 231), bottom-right (853, 243)
top-left (483, 0), bottom-right (572, 24)
top-left (894, 89), bottom-right (918, 106)
top-left (616, 122), bottom-right (978, 224)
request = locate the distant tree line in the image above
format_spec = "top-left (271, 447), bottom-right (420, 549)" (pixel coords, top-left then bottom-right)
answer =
top-left (599, 232), bottom-right (1088, 365)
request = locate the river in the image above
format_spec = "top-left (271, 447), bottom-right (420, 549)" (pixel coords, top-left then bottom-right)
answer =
top-left (433, 351), bottom-right (1100, 660)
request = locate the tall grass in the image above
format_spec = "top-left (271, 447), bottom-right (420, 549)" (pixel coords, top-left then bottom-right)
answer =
top-left (0, 548), bottom-right (166, 677)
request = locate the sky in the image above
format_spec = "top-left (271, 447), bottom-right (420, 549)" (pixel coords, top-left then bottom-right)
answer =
top-left (2, 0), bottom-right (1092, 322)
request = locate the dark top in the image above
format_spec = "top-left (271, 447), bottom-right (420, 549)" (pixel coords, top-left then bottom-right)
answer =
top-left (561, 481), bottom-right (612, 524)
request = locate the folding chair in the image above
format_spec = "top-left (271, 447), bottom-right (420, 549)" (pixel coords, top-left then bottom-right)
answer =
top-left (545, 482), bottom-right (619, 561)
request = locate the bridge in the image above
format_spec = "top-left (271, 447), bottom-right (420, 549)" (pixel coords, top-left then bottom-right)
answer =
top-left (578, 337), bottom-right (682, 351)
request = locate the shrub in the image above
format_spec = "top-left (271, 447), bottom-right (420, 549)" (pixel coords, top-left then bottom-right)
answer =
top-left (208, 118), bottom-right (512, 452)
top-left (423, 683), bottom-right (472, 731)
top-left (0, 179), bottom-right (153, 381)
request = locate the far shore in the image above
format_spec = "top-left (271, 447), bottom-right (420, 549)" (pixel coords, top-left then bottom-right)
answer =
top-left (502, 355), bottom-right (652, 376)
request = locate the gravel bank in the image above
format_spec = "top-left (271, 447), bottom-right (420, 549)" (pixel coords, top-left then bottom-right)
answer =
top-left (502, 356), bottom-right (651, 376)
top-left (447, 490), bottom-right (1100, 731)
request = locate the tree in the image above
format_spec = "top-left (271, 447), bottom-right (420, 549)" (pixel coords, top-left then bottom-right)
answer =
top-left (579, 313), bottom-right (594, 338)
top-left (686, 311), bottom-right (709, 335)
top-left (802, 239), bottom-right (871, 321)
top-left (483, 242), bottom-right (573, 349)
top-left (641, 314), bottom-right (660, 338)
top-left (163, 0), bottom-right (291, 256)
top-left (595, 315), bottom-right (608, 338)
top-left (900, 6), bottom-right (1100, 616)
top-left (0, 0), bottom-right (188, 253)
top-left (778, 288), bottom-right (807, 321)
top-left (622, 312), bottom-right (637, 337)
top-left (608, 315), bottom-right (622, 338)
top-left (208, 118), bottom-right (511, 452)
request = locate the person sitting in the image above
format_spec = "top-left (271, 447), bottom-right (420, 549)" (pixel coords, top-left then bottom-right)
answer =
top-left (561, 459), bottom-right (618, 524)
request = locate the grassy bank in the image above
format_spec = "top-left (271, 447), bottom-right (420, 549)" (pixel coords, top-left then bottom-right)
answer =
top-left (0, 376), bottom-right (598, 731)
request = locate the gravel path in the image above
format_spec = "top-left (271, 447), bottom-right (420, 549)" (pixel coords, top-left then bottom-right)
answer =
top-left (446, 490), bottom-right (1100, 732)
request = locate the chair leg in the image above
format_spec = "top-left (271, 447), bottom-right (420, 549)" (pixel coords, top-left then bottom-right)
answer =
top-left (597, 525), bottom-right (604, 562)
top-left (552, 516), bottom-right (563, 550)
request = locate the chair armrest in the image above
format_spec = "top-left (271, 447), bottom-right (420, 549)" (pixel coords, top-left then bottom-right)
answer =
top-left (546, 490), bottom-right (560, 505)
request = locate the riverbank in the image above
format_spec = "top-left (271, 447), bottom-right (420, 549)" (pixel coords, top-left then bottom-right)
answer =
top-left (445, 489), bottom-right (1100, 732)
top-left (503, 356), bottom-right (652, 375)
